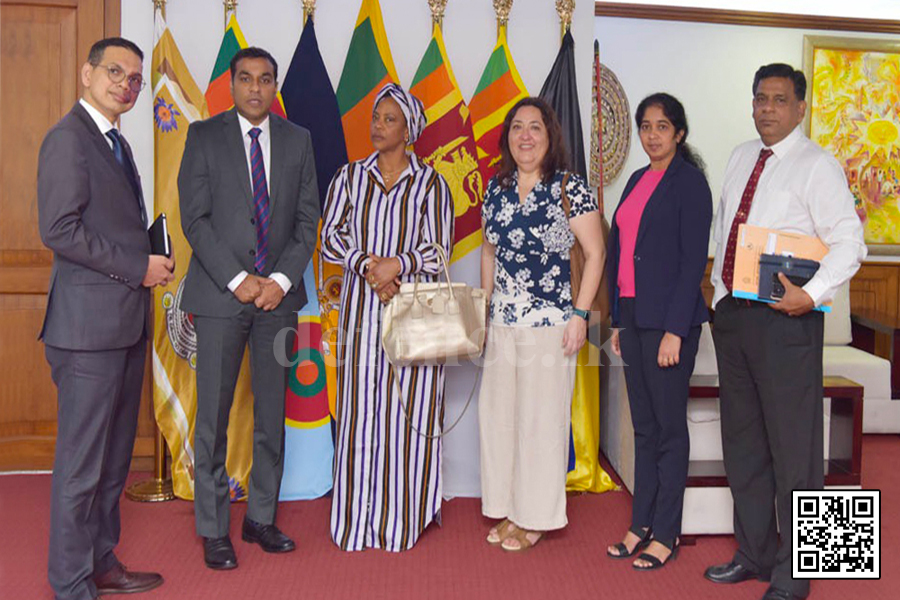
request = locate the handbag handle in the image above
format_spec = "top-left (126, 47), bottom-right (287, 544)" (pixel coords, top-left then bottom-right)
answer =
top-left (411, 243), bottom-right (458, 315)
top-left (390, 362), bottom-right (481, 439)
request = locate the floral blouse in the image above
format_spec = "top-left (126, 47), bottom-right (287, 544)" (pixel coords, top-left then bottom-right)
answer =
top-left (482, 171), bottom-right (598, 327)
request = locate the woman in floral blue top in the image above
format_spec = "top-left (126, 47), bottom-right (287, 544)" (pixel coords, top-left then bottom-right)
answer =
top-left (478, 97), bottom-right (605, 552)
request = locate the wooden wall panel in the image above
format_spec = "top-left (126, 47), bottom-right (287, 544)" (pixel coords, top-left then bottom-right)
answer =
top-left (0, 0), bottom-right (156, 473)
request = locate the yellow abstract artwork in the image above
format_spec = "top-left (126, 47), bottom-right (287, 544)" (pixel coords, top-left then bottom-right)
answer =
top-left (808, 43), bottom-right (900, 247)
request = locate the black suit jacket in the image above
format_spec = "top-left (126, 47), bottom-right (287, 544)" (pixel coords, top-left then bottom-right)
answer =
top-left (607, 154), bottom-right (713, 338)
top-left (37, 102), bottom-right (150, 350)
top-left (178, 109), bottom-right (320, 318)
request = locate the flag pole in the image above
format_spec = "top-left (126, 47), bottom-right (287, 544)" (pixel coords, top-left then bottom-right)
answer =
top-left (493, 0), bottom-right (512, 40)
top-left (556, 0), bottom-right (574, 41)
top-left (126, 0), bottom-right (176, 503)
top-left (429, 0), bottom-right (447, 31)
top-left (302, 0), bottom-right (316, 27)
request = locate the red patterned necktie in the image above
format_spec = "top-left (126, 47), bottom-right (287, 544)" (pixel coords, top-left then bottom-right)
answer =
top-left (249, 127), bottom-right (269, 274)
top-left (722, 148), bottom-right (774, 292)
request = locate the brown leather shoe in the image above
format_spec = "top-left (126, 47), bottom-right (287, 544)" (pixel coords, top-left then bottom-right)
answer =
top-left (93, 563), bottom-right (163, 595)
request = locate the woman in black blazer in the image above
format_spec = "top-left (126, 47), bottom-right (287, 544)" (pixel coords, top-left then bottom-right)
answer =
top-left (605, 93), bottom-right (712, 569)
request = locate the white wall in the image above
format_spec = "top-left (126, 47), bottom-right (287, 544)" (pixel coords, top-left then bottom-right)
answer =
top-left (600, 0), bottom-right (900, 20)
top-left (594, 16), bottom-right (895, 260)
top-left (120, 0), bottom-right (595, 210)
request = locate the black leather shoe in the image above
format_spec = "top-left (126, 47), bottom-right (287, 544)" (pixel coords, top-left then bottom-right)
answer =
top-left (704, 561), bottom-right (766, 584)
top-left (762, 586), bottom-right (800, 600)
top-left (203, 536), bottom-right (237, 570)
top-left (93, 563), bottom-right (163, 595)
top-left (242, 518), bottom-right (296, 553)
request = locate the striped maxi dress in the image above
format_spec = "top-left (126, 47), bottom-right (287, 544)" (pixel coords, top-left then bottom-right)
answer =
top-left (321, 152), bottom-right (454, 551)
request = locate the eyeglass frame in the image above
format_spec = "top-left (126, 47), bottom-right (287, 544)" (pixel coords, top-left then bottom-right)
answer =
top-left (93, 63), bottom-right (146, 94)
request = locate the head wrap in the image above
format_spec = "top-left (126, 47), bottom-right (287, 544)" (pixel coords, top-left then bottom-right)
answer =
top-left (373, 83), bottom-right (427, 144)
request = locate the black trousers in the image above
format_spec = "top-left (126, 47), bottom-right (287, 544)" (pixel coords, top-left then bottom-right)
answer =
top-left (713, 297), bottom-right (824, 599)
top-left (193, 308), bottom-right (296, 539)
top-left (618, 299), bottom-right (701, 543)
top-left (45, 337), bottom-right (146, 600)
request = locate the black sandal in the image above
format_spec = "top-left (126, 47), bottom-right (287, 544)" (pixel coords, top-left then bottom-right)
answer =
top-left (633, 538), bottom-right (680, 570)
top-left (606, 526), bottom-right (651, 559)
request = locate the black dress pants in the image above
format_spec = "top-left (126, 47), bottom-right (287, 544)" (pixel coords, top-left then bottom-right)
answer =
top-left (618, 299), bottom-right (701, 543)
top-left (713, 297), bottom-right (824, 599)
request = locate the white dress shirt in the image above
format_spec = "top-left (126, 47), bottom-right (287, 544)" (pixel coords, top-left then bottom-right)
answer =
top-left (226, 113), bottom-right (291, 296)
top-left (711, 126), bottom-right (866, 307)
top-left (79, 98), bottom-right (116, 149)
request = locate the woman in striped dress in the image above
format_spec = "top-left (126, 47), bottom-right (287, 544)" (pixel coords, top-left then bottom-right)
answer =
top-left (321, 84), bottom-right (454, 552)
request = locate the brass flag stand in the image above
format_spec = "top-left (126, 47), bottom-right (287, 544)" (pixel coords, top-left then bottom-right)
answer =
top-left (126, 0), bottom-right (177, 503)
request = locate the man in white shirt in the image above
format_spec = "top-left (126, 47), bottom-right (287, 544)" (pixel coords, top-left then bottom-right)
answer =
top-left (703, 64), bottom-right (866, 600)
top-left (178, 47), bottom-right (319, 570)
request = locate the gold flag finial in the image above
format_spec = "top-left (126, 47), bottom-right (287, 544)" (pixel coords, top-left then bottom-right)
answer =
top-left (556, 0), bottom-right (575, 38)
top-left (153, 0), bottom-right (167, 14)
top-left (302, 0), bottom-right (316, 25)
top-left (493, 0), bottom-right (513, 38)
top-left (224, 0), bottom-right (238, 27)
top-left (429, 0), bottom-right (448, 29)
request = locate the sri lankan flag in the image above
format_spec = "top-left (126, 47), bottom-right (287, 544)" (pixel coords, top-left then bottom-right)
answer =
top-left (318, 0), bottom-right (398, 390)
top-left (149, 11), bottom-right (213, 500)
top-left (411, 24), bottom-right (483, 263)
top-left (469, 28), bottom-right (528, 183)
top-left (335, 0), bottom-right (399, 161)
top-left (205, 13), bottom-right (287, 119)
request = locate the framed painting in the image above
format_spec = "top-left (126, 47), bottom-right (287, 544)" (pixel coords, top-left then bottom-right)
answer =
top-left (803, 36), bottom-right (900, 254)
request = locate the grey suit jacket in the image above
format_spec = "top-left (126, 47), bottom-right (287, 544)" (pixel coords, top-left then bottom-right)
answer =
top-left (178, 109), bottom-right (319, 318)
top-left (37, 102), bottom-right (151, 351)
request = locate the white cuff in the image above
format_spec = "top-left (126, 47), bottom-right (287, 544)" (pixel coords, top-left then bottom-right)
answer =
top-left (269, 272), bottom-right (292, 295)
top-left (227, 271), bottom-right (249, 293)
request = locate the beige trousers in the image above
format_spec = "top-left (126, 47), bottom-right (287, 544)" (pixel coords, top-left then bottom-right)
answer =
top-left (478, 323), bottom-right (577, 531)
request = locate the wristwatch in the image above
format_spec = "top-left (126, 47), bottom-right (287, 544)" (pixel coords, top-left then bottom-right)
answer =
top-left (572, 308), bottom-right (590, 322)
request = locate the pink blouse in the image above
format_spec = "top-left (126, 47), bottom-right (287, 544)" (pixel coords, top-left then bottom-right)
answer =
top-left (616, 169), bottom-right (665, 298)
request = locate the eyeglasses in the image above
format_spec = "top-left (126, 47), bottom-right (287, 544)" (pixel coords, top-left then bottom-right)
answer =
top-left (95, 64), bottom-right (146, 93)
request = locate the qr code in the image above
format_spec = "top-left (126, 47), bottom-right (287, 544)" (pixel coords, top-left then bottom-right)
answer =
top-left (793, 490), bottom-right (880, 579)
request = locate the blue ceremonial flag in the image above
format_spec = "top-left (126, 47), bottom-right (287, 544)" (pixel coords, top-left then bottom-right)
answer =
top-left (281, 16), bottom-right (348, 211)
top-left (278, 16), bottom-right (347, 500)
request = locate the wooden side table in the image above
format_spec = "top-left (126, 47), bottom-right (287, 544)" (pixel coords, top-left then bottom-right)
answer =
top-left (851, 307), bottom-right (900, 399)
top-left (686, 375), bottom-right (863, 487)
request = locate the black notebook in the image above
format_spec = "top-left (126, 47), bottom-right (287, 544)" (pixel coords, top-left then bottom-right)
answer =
top-left (148, 213), bottom-right (172, 258)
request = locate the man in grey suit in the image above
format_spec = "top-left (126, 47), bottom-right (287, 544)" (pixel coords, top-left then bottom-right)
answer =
top-left (38, 38), bottom-right (173, 600)
top-left (178, 47), bottom-right (319, 570)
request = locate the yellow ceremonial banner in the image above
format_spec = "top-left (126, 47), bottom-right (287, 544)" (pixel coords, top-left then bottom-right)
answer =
top-left (566, 342), bottom-right (618, 492)
top-left (151, 11), bottom-right (254, 501)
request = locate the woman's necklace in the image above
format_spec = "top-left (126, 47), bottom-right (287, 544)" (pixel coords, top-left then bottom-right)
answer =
top-left (379, 160), bottom-right (408, 190)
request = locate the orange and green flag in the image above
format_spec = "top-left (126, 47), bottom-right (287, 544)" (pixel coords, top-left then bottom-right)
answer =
top-left (469, 28), bottom-right (528, 183)
top-left (335, 0), bottom-right (399, 161)
top-left (411, 24), bottom-right (483, 263)
top-left (205, 13), bottom-right (286, 118)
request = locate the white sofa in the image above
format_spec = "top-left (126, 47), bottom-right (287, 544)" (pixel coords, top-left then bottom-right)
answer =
top-left (599, 283), bottom-right (897, 535)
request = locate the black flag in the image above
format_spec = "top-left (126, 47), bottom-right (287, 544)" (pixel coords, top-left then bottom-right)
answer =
top-left (539, 30), bottom-right (586, 179)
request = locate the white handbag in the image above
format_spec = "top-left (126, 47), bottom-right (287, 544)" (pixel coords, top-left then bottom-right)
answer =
top-left (382, 243), bottom-right (487, 367)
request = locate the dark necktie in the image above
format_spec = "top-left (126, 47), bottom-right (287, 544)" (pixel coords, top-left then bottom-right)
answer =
top-left (249, 127), bottom-right (270, 274)
top-left (722, 148), bottom-right (774, 292)
top-left (105, 128), bottom-right (146, 226)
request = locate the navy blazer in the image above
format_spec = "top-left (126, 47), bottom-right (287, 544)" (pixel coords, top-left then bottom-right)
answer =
top-left (607, 154), bottom-right (713, 338)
